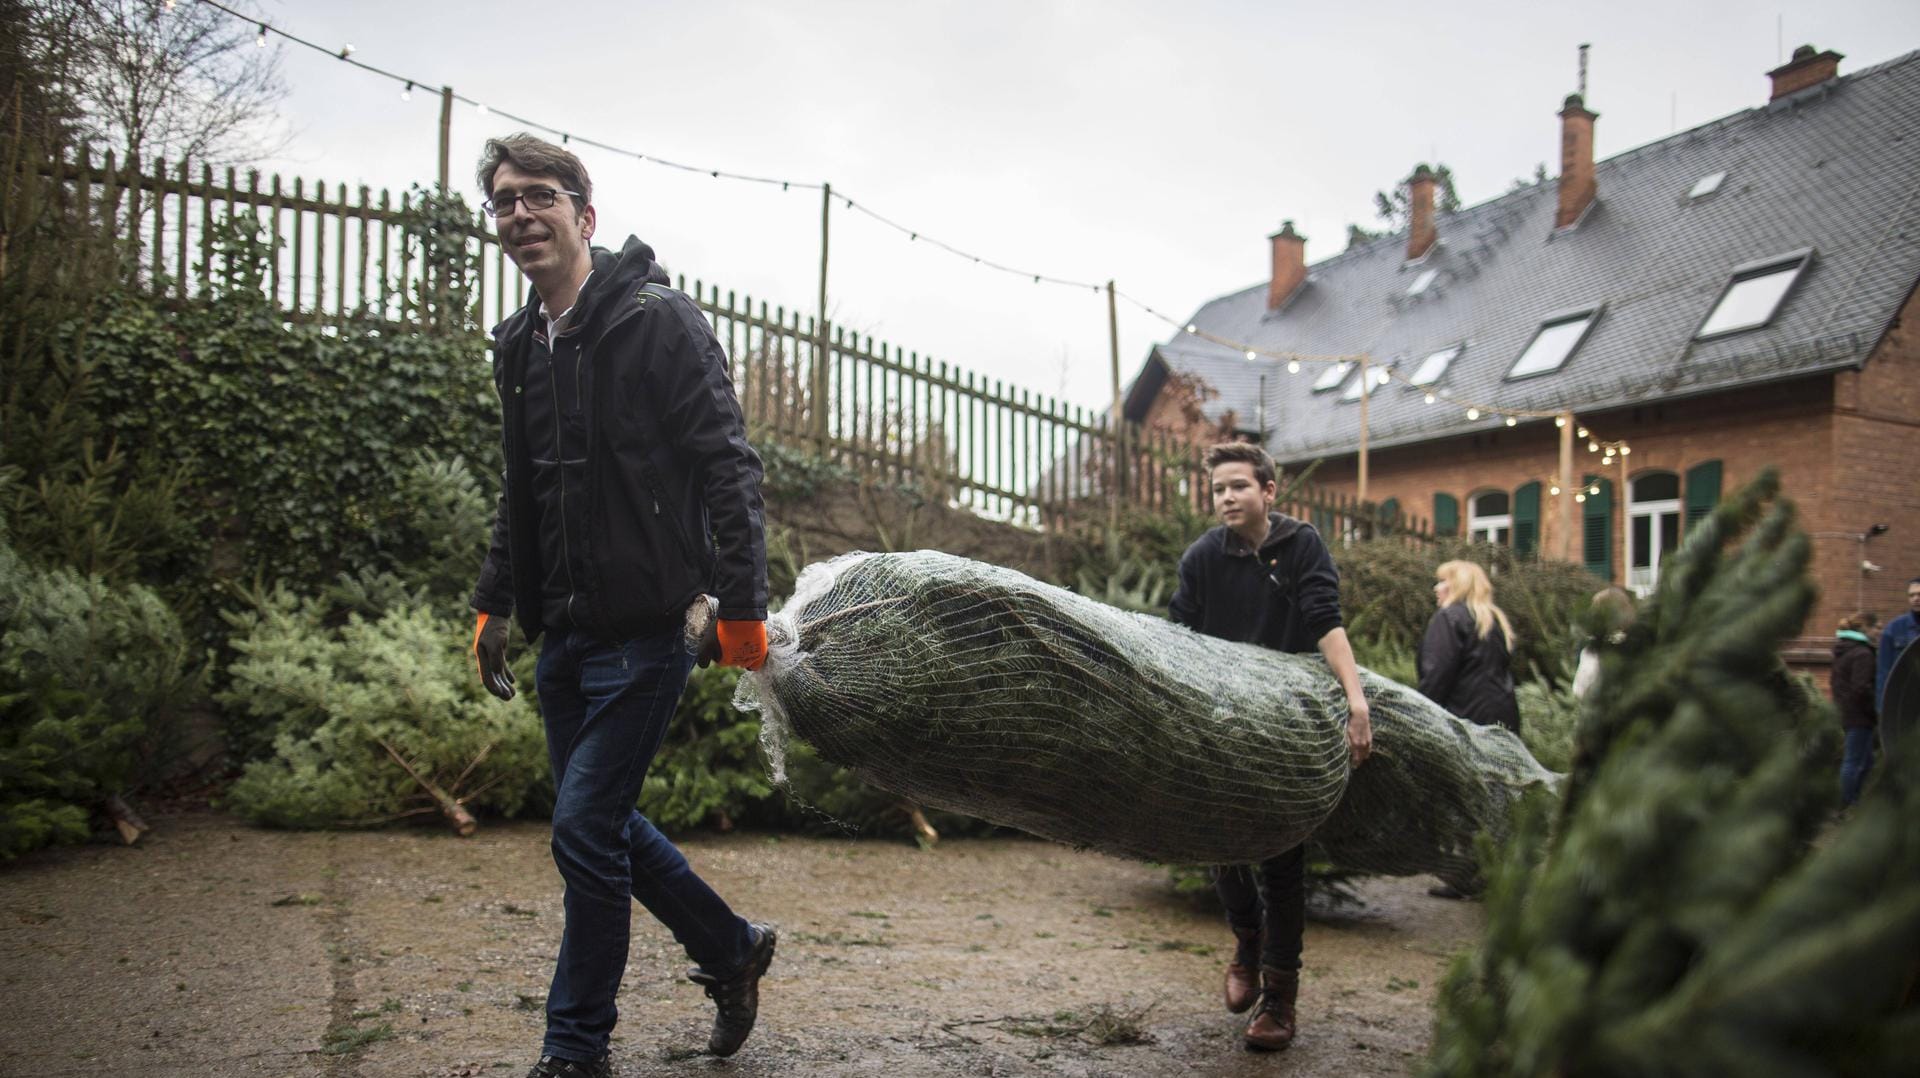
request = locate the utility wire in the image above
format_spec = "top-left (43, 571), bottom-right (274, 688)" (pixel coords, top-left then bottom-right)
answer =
top-left (191, 0), bottom-right (1588, 428)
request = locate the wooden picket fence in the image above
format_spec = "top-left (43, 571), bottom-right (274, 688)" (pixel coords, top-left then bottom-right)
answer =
top-left (9, 141), bottom-right (1432, 544)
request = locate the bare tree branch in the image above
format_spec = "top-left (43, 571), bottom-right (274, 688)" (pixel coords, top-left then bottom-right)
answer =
top-left (36, 0), bottom-right (288, 165)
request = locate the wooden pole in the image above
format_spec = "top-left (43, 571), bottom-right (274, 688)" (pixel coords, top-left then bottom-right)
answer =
top-left (1356, 355), bottom-right (1371, 502)
top-left (1558, 412), bottom-right (1576, 561)
top-left (1106, 280), bottom-right (1123, 546)
top-left (814, 181), bottom-right (831, 445)
top-left (1619, 451), bottom-right (1631, 591)
top-left (437, 86), bottom-right (453, 193)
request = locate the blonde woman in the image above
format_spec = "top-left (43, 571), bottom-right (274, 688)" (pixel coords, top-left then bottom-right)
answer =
top-left (1417, 560), bottom-right (1520, 733)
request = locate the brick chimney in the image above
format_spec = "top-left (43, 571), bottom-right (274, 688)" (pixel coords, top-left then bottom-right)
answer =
top-left (1407, 165), bottom-right (1437, 261)
top-left (1768, 45), bottom-right (1843, 101)
top-left (1555, 93), bottom-right (1599, 230)
top-left (1267, 220), bottom-right (1306, 310)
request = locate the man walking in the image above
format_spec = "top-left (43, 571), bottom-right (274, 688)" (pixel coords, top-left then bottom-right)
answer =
top-left (468, 133), bottom-right (776, 1077)
top-left (1169, 442), bottom-right (1372, 1052)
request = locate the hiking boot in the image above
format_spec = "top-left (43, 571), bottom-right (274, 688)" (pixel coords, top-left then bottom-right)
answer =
top-left (687, 922), bottom-right (777, 1057)
top-left (1223, 926), bottom-right (1260, 1013)
top-left (1243, 966), bottom-right (1299, 1052)
top-left (524, 1053), bottom-right (610, 1078)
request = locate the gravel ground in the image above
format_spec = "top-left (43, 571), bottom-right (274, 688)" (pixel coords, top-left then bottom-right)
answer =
top-left (1, 812), bottom-right (1483, 1077)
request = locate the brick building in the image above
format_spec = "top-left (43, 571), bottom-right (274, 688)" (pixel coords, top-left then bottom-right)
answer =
top-left (1121, 45), bottom-right (1920, 669)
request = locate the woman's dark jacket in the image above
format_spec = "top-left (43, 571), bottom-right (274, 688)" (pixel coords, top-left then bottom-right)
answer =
top-left (1168, 513), bottom-right (1342, 654)
top-left (470, 236), bottom-right (767, 643)
top-left (1831, 632), bottom-right (1878, 730)
top-left (1417, 602), bottom-right (1520, 732)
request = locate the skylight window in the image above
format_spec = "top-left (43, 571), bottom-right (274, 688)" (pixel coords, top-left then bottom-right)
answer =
top-left (1507, 310), bottom-right (1598, 379)
top-left (1688, 171), bottom-right (1726, 199)
top-left (1408, 345), bottom-right (1462, 387)
top-left (1339, 363), bottom-right (1393, 402)
top-left (1695, 252), bottom-right (1811, 339)
top-left (1407, 268), bottom-right (1439, 296)
top-left (1311, 360), bottom-right (1353, 392)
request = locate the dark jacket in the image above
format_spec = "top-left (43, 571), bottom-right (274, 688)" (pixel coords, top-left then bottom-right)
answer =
top-left (1417, 602), bottom-right (1520, 732)
top-left (1877, 611), bottom-right (1919, 712)
top-left (1832, 630), bottom-right (1877, 730)
top-left (1168, 513), bottom-right (1342, 654)
top-left (470, 236), bottom-right (767, 643)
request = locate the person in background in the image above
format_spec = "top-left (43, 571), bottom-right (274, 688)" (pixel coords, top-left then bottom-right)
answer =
top-left (1833, 611), bottom-right (1879, 808)
top-left (467, 133), bottom-right (776, 1077)
top-left (1169, 441), bottom-right (1372, 1053)
top-left (1571, 586), bottom-right (1637, 701)
top-left (1876, 577), bottom-right (1920, 714)
top-left (1417, 560), bottom-right (1520, 734)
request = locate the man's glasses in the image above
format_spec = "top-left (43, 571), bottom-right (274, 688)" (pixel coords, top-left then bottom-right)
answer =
top-left (483, 188), bottom-right (582, 217)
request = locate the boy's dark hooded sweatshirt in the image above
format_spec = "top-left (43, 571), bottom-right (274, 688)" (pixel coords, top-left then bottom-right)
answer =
top-left (1168, 512), bottom-right (1342, 654)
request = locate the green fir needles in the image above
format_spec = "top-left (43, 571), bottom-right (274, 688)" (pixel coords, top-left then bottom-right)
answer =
top-left (1427, 470), bottom-right (1920, 1077)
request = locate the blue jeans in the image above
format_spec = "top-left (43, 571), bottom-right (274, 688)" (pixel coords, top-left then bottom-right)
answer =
top-left (536, 626), bottom-right (754, 1062)
top-left (1840, 726), bottom-right (1877, 807)
top-left (1211, 844), bottom-right (1305, 972)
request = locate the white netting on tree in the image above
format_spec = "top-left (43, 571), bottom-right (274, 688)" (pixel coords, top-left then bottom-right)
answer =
top-left (734, 551), bottom-right (1557, 879)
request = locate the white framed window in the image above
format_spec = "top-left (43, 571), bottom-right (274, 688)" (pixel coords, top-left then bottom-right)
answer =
top-left (1408, 344), bottom-right (1462, 387)
top-left (1507, 309), bottom-right (1599, 379)
top-left (1688, 171), bottom-right (1726, 199)
top-left (1469, 490), bottom-right (1512, 546)
top-left (1311, 360), bottom-right (1354, 392)
top-left (1695, 250), bottom-right (1812, 339)
top-left (1628, 471), bottom-right (1682, 597)
top-left (1339, 363), bottom-right (1393, 402)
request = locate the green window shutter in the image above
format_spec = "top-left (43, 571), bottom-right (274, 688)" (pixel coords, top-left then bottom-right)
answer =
top-left (1513, 481), bottom-right (1541, 559)
top-left (1311, 506), bottom-right (1333, 535)
top-left (1685, 460), bottom-right (1722, 532)
top-left (1434, 493), bottom-right (1459, 537)
top-left (1583, 475), bottom-right (1613, 580)
top-left (1378, 497), bottom-right (1400, 532)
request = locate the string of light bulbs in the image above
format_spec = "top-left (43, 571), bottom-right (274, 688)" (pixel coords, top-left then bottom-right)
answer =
top-left (188, 0), bottom-right (1592, 432)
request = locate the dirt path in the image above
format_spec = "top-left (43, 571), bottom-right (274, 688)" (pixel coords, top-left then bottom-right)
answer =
top-left (1, 813), bottom-right (1482, 1077)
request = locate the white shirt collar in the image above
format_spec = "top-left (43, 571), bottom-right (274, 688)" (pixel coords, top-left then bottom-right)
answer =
top-left (538, 270), bottom-right (594, 340)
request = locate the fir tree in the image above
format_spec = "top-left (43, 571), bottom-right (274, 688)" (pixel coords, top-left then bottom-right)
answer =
top-left (0, 516), bottom-right (201, 858)
top-left (219, 588), bottom-right (545, 833)
top-left (1427, 471), bottom-right (1920, 1076)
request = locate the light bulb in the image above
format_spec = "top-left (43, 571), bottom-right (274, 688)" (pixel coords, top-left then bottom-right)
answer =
top-left (1575, 493), bottom-right (1587, 503)
top-left (1186, 324), bottom-right (1197, 334)
top-left (1505, 416), bottom-right (1518, 427)
top-left (1549, 484), bottom-right (1561, 496)
top-left (1287, 360), bottom-right (1300, 374)
top-left (1577, 427), bottom-right (1589, 439)
top-left (1424, 392), bottom-right (1436, 404)
top-left (1589, 484), bottom-right (1601, 495)
top-left (1466, 408), bottom-right (1480, 421)
top-left (1245, 350), bottom-right (1256, 361)
top-left (256, 23), bottom-right (268, 47)
top-left (1589, 440), bottom-right (1600, 452)
top-left (400, 81), bottom-right (413, 101)
top-left (1555, 416), bottom-right (1567, 428)
top-left (476, 102), bottom-right (489, 116)
top-left (1620, 445), bottom-right (1631, 456)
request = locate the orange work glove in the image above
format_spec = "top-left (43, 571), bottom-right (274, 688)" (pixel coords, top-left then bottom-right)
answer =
top-left (472, 612), bottom-right (516, 700)
top-left (715, 618), bottom-right (769, 671)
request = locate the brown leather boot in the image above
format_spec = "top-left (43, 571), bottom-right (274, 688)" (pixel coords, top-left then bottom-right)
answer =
top-left (1243, 966), bottom-right (1298, 1051)
top-left (1223, 927), bottom-right (1260, 1013)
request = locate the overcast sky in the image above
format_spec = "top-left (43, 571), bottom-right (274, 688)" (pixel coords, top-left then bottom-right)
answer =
top-left (244, 0), bottom-right (1920, 412)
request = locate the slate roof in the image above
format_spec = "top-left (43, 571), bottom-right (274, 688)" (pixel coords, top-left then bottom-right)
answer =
top-left (1126, 50), bottom-right (1920, 463)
